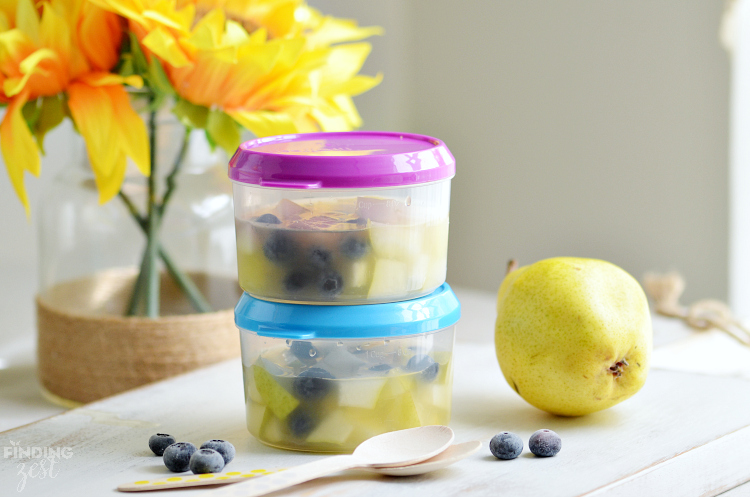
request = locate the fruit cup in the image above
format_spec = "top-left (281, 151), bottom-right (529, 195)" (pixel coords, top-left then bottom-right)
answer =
top-left (236, 283), bottom-right (460, 453)
top-left (229, 132), bottom-right (455, 304)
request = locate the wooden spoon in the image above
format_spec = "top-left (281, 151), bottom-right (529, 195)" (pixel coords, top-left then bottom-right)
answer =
top-left (204, 425), bottom-right (454, 497)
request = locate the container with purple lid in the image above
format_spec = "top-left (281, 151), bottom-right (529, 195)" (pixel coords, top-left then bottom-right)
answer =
top-left (229, 131), bottom-right (455, 304)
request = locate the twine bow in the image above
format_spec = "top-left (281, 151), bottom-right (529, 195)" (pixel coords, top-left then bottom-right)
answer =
top-left (642, 272), bottom-right (750, 347)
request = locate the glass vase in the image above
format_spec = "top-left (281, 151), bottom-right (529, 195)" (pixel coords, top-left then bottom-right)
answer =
top-left (35, 117), bottom-right (242, 405)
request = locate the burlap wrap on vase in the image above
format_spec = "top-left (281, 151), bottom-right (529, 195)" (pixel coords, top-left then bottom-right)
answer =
top-left (36, 269), bottom-right (242, 404)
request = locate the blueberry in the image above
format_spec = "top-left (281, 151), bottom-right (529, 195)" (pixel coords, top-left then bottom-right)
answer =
top-left (200, 440), bottom-right (235, 464)
top-left (163, 442), bottom-right (197, 472)
top-left (255, 213), bottom-right (281, 224)
top-left (284, 270), bottom-right (311, 292)
top-left (262, 232), bottom-right (297, 264)
top-left (308, 246), bottom-right (332, 268)
top-left (318, 270), bottom-right (343, 297)
top-left (369, 363), bottom-right (392, 372)
top-left (290, 341), bottom-right (318, 364)
top-left (148, 433), bottom-right (176, 456)
top-left (489, 432), bottom-right (523, 460)
top-left (188, 448), bottom-right (225, 474)
top-left (287, 408), bottom-right (318, 438)
top-left (340, 237), bottom-right (369, 259)
top-left (406, 355), bottom-right (440, 382)
top-left (529, 429), bottom-right (561, 457)
top-left (293, 367), bottom-right (335, 401)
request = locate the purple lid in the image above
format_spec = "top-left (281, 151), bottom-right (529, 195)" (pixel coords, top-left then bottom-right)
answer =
top-left (228, 131), bottom-right (455, 189)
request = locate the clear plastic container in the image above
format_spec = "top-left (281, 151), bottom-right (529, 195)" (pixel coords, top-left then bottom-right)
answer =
top-left (236, 283), bottom-right (460, 453)
top-left (229, 132), bottom-right (455, 304)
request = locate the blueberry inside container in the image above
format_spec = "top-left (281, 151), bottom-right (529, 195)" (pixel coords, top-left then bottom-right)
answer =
top-left (229, 131), bottom-right (456, 305)
top-left (236, 283), bottom-right (461, 453)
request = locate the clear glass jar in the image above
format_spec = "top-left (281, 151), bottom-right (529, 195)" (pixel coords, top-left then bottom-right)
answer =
top-left (37, 122), bottom-right (238, 316)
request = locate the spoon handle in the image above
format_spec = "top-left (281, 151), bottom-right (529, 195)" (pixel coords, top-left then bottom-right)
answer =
top-left (205, 455), bottom-right (357, 497)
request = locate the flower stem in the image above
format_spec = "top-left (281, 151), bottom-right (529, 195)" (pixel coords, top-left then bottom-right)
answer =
top-left (145, 107), bottom-right (160, 317)
top-left (119, 190), bottom-right (213, 314)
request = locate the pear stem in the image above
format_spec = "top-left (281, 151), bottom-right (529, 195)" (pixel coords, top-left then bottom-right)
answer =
top-left (506, 259), bottom-right (519, 276)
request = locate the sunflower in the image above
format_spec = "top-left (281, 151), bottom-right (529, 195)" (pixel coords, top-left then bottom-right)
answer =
top-left (91, 0), bottom-right (381, 151)
top-left (0, 0), bottom-right (149, 216)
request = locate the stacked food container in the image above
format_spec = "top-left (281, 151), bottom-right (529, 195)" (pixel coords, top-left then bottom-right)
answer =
top-left (229, 132), bottom-right (459, 453)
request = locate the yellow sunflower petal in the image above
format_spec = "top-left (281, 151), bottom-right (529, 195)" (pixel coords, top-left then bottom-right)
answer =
top-left (0, 91), bottom-right (40, 217)
top-left (15, 0), bottom-right (40, 45)
top-left (3, 48), bottom-right (58, 97)
top-left (142, 25), bottom-right (191, 67)
top-left (226, 109), bottom-right (298, 137)
top-left (105, 84), bottom-right (150, 175)
top-left (77, 71), bottom-right (143, 88)
top-left (68, 82), bottom-right (122, 203)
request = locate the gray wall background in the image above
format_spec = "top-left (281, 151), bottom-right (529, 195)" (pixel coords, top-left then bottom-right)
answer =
top-left (316, 0), bottom-right (730, 304)
top-left (0, 1), bottom-right (731, 343)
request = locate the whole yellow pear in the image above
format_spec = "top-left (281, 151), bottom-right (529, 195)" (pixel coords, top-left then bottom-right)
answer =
top-left (494, 257), bottom-right (652, 416)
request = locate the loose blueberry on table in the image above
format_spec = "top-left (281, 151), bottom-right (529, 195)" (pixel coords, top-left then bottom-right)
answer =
top-left (148, 433), bottom-right (176, 456)
top-left (189, 448), bottom-right (225, 474)
top-left (489, 432), bottom-right (523, 460)
top-left (200, 440), bottom-right (236, 464)
top-left (528, 429), bottom-right (561, 457)
top-left (163, 442), bottom-right (197, 472)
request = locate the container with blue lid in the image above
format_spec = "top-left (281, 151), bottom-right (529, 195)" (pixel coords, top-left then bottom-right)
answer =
top-left (237, 283), bottom-right (460, 453)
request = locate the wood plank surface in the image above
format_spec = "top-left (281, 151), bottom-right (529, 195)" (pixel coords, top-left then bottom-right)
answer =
top-left (2, 340), bottom-right (749, 496)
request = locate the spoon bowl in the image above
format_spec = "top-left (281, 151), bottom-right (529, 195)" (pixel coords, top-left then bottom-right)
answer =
top-left (364, 440), bottom-right (482, 476)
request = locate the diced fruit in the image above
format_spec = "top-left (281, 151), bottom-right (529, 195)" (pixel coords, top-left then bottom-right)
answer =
top-left (244, 370), bottom-right (263, 404)
top-left (189, 449), bottom-right (225, 474)
top-left (259, 410), bottom-right (286, 443)
top-left (368, 259), bottom-right (409, 298)
top-left (163, 442), bottom-right (196, 473)
top-left (318, 347), bottom-right (367, 378)
top-left (337, 377), bottom-right (388, 409)
top-left (406, 255), bottom-right (429, 292)
top-left (368, 222), bottom-right (424, 260)
top-left (245, 348), bottom-right (453, 452)
top-left (148, 433), bottom-right (176, 456)
top-left (306, 410), bottom-right (354, 445)
top-left (490, 432), bottom-right (524, 460)
top-left (252, 365), bottom-right (299, 420)
top-left (344, 259), bottom-right (371, 289)
top-left (200, 440), bottom-right (235, 465)
top-left (293, 368), bottom-right (335, 402)
top-left (237, 249), bottom-right (285, 295)
top-left (274, 199), bottom-right (310, 220)
top-left (247, 402), bottom-right (266, 435)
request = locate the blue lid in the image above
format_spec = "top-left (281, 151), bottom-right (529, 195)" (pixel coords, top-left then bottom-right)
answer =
top-left (235, 284), bottom-right (461, 339)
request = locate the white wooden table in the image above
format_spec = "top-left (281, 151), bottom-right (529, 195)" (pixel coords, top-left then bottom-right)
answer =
top-left (2, 288), bottom-right (750, 496)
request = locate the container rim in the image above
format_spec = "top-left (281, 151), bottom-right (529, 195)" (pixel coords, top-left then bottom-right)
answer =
top-left (234, 283), bottom-right (461, 339)
top-left (228, 131), bottom-right (456, 189)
